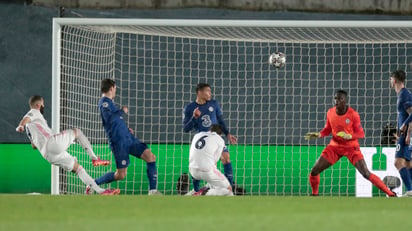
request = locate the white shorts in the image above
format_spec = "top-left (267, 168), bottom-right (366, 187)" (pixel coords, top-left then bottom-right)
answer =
top-left (190, 167), bottom-right (230, 190)
top-left (45, 129), bottom-right (76, 172)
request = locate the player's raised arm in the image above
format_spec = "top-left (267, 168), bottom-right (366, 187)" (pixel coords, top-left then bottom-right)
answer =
top-left (182, 105), bottom-right (198, 133)
top-left (304, 113), bottom-right (331, 140)
top-left (16, 116), bottom-right (36, 149)
top-left (122, 106), bottom-right (128, 114)
top-left (15, 116), bottom-right (31, 133)
top-left (304, 132), bottom-right (321, 140)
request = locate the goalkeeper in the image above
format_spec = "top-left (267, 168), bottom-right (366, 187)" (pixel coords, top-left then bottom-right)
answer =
top-left (304, 90), bottom-right (395, 197)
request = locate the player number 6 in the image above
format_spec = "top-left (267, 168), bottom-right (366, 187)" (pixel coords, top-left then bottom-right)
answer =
top-left (195, 135), bottom-right (208, 149)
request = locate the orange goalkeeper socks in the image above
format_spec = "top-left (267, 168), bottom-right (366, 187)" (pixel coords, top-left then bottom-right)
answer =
top-left (309, 174), bottom-right (320, 195)
top-left (368, 173), bottom-right (395, 196)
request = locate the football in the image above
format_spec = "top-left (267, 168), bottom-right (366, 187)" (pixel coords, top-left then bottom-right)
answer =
top-left (269, 52), bottom-right (286, 68)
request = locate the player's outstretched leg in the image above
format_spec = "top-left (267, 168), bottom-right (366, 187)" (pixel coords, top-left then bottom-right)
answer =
top-left (95, 172), bottom-right (116, 185)
top-left (368, 174), bottom-right (396, 197)
top-left (309, 174), bottom-right (320, 196)
top-left (309, 156), bottom-right (332, 196)
top-left (141, 149), bottom-right (161, 195)
top-left (221, 151), bottom-right (234, 186)
top-left (73, 163), bottom-right (119, 195)
top-left (73, 128), bottom-right (110, 166)
top-left (355, 159), bottom-right (395, 197)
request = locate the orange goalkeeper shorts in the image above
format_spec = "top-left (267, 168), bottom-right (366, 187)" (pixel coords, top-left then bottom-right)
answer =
top-left (321, 145), bottom-right (364, 165)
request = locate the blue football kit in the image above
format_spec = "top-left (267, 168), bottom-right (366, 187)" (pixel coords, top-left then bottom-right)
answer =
top-left (395, 88), bottom-right (412, 161)
top-left (99, 96), bottom-right (148, 168)
top-left (183, 99), bottom-right (234, 188)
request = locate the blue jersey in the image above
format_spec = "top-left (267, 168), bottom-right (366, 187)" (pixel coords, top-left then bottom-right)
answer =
top-left (99, 96), bottom-right (132, 143)
top-left (397, 88), bottom-right (412, 130)
top-left (183, 100), bottom-right (229, 135)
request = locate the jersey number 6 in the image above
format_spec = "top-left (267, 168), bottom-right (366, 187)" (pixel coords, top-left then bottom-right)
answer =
top-left (195, 135), bottom-right (208, 149)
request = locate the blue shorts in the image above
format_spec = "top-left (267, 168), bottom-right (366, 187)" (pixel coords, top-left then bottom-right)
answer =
top-left (395, 135), bottom-right (412, 161)
top-left (110, 135), bottom-right (149, 169)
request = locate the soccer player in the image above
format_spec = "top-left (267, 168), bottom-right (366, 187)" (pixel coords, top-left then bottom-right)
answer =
top-left (183, 83), bottom-right (238, 193)
top-left (189, 124), bottom-right (233, 196)
top-left (305, 90), bottom-right (395, 197)
top-left (16, 95), bottom-right (118, 195)
top-left (390, 70), bottom-right (412, 196)
top-left (93, 79), bottom-right (161, 195)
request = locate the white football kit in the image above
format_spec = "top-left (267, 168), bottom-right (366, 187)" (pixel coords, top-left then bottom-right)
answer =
top-left (189, 131), bottom-right (232, 195)
top-left (24, 109), bottom-right (76, 171)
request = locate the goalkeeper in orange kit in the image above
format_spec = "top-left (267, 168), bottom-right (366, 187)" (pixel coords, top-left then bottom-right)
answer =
top-left (304, 90), bottom-right (395, 197)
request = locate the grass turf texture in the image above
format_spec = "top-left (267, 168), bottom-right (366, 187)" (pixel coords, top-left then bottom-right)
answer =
top-left (0, 195), bottom-right (408, 231)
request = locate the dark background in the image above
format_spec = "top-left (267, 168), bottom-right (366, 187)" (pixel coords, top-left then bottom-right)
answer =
top-left (3, 2), bottom-right (412, 145)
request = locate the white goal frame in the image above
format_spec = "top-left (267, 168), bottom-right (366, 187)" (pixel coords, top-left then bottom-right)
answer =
top-left (51, 18), bottom-right (412, 195)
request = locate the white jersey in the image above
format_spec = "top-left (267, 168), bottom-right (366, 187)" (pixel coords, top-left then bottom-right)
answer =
top-left (189, 131), bottom-right (225, 171)
top-left (24, 109), bottom-right (53, 157)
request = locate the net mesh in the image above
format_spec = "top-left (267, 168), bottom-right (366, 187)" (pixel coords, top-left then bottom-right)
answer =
top-left (56, 21), bottom-right (411, 195)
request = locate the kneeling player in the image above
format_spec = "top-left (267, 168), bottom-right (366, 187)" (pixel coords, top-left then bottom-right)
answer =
top-left (305, 90), bottom-right (395, 197)
top-left (189, 125), bottom-right (233, 196)
top-left (16, 95), bottom-right (118, 195)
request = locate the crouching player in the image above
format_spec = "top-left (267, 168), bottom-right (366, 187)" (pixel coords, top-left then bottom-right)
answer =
top-left (189, 124), bottom-right (233, 196)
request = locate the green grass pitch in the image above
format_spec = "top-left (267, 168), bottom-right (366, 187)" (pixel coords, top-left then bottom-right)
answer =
top-left (0, 195), bottom-right (408, 231)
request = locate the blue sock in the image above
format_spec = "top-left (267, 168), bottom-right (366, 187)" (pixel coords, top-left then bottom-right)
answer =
top-left (95, 172), bottom-right (115, 185)
top-left (223, 163), bottom-right (234, 186)
top-left (192, 176), bottom-right (200, 192)
top-left (146, 162), bottom-right (157, 190)
top-left (399, 167), bottom-right (412, 191)
top-left (409, 168), bottom-right (412, 180)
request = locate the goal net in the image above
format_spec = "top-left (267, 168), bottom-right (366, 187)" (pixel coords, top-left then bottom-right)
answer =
top-left (52, 19), bottom-right (412, 196)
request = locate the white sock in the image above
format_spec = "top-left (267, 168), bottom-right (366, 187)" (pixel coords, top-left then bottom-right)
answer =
top-left (76, 129), bottom-right (98, 160)
top-left (205, 188), bottom-right (233, 196)
top-left (76, 166), bottom-right (104, 194)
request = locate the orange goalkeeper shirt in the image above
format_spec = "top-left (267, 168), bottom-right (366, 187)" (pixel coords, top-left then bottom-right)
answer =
top-left (319, 106), bottom-right (365, 147)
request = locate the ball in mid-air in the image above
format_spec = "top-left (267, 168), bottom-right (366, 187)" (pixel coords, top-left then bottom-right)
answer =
top-left (269, 52), bottom-right (286, 68)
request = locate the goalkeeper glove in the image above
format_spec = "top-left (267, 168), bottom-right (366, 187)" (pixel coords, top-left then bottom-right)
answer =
top-left (304, 132), bottom-right (321, 140)
top-left (336, 131), bottom-right (352, 140)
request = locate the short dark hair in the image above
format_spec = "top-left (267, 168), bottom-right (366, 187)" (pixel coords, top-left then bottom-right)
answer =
top-left (335, 89), bottom-right (348, 98)
top-left (196, 83), bottom-right (211, 93)
top-left (29, 95), bottom-right (43, 107)
top-left (391, 70), bottom-right (406, 83)
top-left (210, 124), bottom-right (223, 135)
top-left (101, 79), bottom-right (116, 93)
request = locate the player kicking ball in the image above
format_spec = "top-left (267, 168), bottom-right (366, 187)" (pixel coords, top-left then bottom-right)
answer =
top-left (189, 124), bottom-right (233, 196)
top-left (92, 79), bottom-right (161, 195)
top-left (305, 90), bottom-right (395, 197)
top-left (16, 95), bottom-right (118, 195)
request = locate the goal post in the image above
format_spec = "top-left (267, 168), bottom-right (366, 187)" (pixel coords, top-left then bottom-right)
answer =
top-left (51, 20), bottom-right (61, 195)
top-left (52, 18), bottom-right (412, 196)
